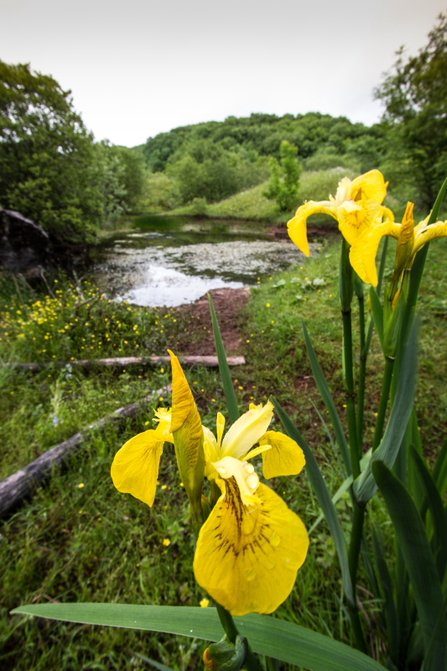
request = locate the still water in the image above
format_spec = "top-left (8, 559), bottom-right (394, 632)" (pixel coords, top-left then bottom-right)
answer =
top-left (93, 215), bottom-right (308, 307)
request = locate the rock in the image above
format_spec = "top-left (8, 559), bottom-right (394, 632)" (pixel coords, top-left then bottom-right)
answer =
top-left (0, 207), bottom-right (51, 276)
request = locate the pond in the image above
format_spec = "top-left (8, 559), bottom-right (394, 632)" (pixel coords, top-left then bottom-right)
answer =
top-left (92, 215), bottom-right (309, 307)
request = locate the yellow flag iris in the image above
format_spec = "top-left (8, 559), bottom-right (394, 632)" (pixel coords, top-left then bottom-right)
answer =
top-left (111, 352), bottom-right (309, 617)
top-left (195, 403), bottom-right (308, 616)
top-left (350, 201), bottom-right (447, 286)
top-left (287, 169), bottom-right (392, 255)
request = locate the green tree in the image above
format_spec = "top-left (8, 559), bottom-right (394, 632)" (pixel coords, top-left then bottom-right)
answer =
top-left (263, 140), bottom-right (301, 212)
top-left (166, 139), bottom-right (241, 204)
top-left (114, 146), bottom-right (146, 212)
top-left (0, 60), bottom-right (105, 245)
top-left (375, 13), bottom-right (447, 208)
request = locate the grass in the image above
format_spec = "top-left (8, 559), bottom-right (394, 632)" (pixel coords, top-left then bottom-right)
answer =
top-left (1, 230), bottom-right (446, 670)
top-left (168, 167), bottom-right (370, 224)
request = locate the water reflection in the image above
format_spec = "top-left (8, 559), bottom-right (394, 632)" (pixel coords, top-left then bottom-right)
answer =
top-left (93, 217), bottom-right (308, 307)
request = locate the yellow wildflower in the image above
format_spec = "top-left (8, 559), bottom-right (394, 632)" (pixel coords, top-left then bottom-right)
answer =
top-left (287, 169), bottom-right (392, 255)
top-left (111, 352), bottom-right (309, 617)
top-left (195, 401), bottom-right (308, 616)
top-left (350, 201), bottom-right (447, 286)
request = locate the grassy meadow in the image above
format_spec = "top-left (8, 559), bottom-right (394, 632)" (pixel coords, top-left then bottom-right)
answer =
top-left (1, 207), bottom-right (447, 669)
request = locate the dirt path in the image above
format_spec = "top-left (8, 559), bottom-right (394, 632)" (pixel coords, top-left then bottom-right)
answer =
top-left (173, 287), bottom-right (250, 356)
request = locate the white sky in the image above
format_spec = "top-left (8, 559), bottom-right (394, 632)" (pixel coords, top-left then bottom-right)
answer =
top-left (1, 0), bottom-right (446, 147)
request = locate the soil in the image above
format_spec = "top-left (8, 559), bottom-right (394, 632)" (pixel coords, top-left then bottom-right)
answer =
top-left (173, 287), bottom-right (251, 357)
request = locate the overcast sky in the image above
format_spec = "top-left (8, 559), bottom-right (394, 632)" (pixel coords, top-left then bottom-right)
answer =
top-left (1, 0), bottom-right (446, 147)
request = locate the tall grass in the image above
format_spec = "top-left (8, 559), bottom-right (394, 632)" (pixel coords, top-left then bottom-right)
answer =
top-left (1, 233), bottom-right (446, 669)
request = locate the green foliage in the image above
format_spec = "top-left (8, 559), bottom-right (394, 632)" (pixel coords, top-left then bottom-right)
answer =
top-left (0, 61), bottom-right (102, 244)
top-left (143, 113), bottom-right (382, 173)
top-left (0, 61), bottom-right (146, 247)
top-left (263, 141), bottom-right (302, 212)
top-left (114, 146), bottom-right (146, 212)
top-left (165, 139), bottom-right (268, 205)
top-left (0, 277), bottom-right (181, 366)
top-left (141, 114), bottom-right (384, 210)
top-left (140, 172), bottom-right (181, 213)
top-left (375, 13), bottom-right (447, 208)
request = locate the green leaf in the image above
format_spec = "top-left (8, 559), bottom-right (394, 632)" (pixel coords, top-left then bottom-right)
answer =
top-left (208, 294), bottom-right (239, 423)
top-left (302, 322), bottom-right (351, 475)
top-left (371, 527), bottom-right (400, 663)
top-left (410, 446), bottom-right (447, 580)
top-left (354, 319), bottom-right (419, 504)
top-left (136, 654), bottom-right (176, 671)
top-left (406, 175), bottom-right (447, 314)
top-left (377, 235), bottom-right (389, 295)
top-left (309, 450), bottom-right (372, 534)
top-left (272, 398), bottom-right (354, 606)
top-left (369, 287), bottom-right (384, 347)
top-left (433, 437), bottom-right (447, 498)
top-left (428, 174), bottom-right (447, 224)
top-left (372, 462), bottom-right (447, 670)
top-left (10, 604), bottom-right (387, 671)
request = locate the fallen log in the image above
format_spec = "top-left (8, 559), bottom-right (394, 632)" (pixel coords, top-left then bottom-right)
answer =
top-left (1, 355), bottom-right (246, 372)
top-left (0, 385), bottom-right (171, 518)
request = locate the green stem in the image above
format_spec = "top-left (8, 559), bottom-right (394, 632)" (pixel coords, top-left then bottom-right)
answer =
top-left (347, 503), bottom-right (367, 654)
top-left (356, 287), bottom-right (366, 448)
top-left (215, 603), bottom-right (265, 671)
top-left (215, 603), bottom-right (239, 644)
top-left (373, 357), bottom-right (394, 451)
top-left (342, 308), bottom-right (359, 477)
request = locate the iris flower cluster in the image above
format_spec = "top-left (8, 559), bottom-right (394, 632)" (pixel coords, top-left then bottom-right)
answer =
top-left (111, 351), bottom-right (309, 616)
top-left (287, 169), bottom-right (447, 289)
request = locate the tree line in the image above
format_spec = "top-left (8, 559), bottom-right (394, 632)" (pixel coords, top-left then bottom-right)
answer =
top-left (1, 12), bottom-right (446, 249)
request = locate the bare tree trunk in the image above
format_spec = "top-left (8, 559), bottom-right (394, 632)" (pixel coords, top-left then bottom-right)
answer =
top-left (0, 385), bottom-right (171, 518)
top-left (1, 355), bottom-right (245, 372)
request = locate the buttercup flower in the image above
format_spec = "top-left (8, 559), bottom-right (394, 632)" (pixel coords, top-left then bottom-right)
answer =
top-left (111, 351), bottom-right (309, 617)
top-left (287, 169), bottom-right (392, 255)
top-left (350, 201), bottom-right (447, 286)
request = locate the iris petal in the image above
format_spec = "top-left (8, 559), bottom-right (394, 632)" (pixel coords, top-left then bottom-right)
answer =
top-left (350, 222), bottom-right (401, 285)
top-left (414, 220), bottom-right (447, 254)
top-left (260, 431), bottom-right (305, 478)
top-left (220, 401), bottom-right (274, 460)
top-left (111, 430), bottom-right (164, 507)
top-left (351, 169), bottom-right (388, 204)
top-left (194, 481), bottom-right (309, 616)
top-left (287, 201), bottom-right (335, 256)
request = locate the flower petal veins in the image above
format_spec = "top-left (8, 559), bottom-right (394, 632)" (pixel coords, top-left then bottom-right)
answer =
top-left (194, 480), bottom-right (309, 616)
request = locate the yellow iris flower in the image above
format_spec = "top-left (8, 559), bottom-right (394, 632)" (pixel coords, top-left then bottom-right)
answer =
top-left (350, 201), bottom-right (447, 286)
top-left (287, 169), bottom-right (392, 255)
top-left (111, 351), bottom-right (309, 617)
top-left (196, 401), bottom-right (308, 616)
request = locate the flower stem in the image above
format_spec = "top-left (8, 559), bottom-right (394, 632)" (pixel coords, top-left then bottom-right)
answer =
top-left (339, 239), bottom-right (360, 477)
top-left (355, 279), bottom-right (366, 447)
top-left (215, 603), bottom-right (265, 671)
top-left (342, 308), bottom-right (360, 477)
top-left (215, 602), bottom-right (239, 643)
